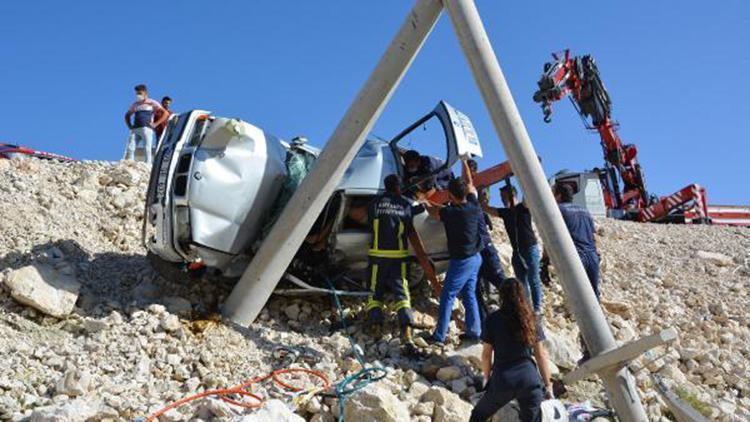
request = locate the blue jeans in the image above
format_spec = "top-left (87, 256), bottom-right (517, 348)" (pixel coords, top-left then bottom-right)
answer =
top-left (579, 250), bottom-right (600, 300)
top-left (433, 253), bottom-right (482, 342)
top-left (124, 127), bottom-right (154, 164)
top-left (511, 244), bottom-right (542, 312)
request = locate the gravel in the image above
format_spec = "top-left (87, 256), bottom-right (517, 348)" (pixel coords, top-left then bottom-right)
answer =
top-left (0, 158), bottom-right (747, 420)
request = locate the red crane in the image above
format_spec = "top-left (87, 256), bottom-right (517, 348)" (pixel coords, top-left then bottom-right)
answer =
top-left (533, 49), bottom-right (709, 223)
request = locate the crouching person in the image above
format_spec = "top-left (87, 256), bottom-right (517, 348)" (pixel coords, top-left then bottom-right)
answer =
top-left (471, 278), bottom-right (544, 422)
top-left (366, 174), bottom-right (440, 353)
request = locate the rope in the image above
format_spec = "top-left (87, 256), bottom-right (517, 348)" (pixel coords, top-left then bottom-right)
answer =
top-left (143, 274), bottom-right (385, 422)
top-left (144, 367), bottom-right (330, 421)
top-left (323, 274), bottom-right (387, 422)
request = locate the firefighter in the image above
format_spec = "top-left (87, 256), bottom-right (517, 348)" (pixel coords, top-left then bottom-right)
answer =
top-left (366, 174), bottom-right (440, 350)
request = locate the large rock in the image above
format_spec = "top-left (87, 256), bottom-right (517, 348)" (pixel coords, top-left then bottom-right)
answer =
top-left (55, 369), bottom-right (92, 397)
top-left (344, 384), bottom-right (410, 422)
top-left (436, 366), bottom-right (463, 383)
top-left (29, 398), bottom-right (105, 422)
top-left (447, 342), bottom-right (484, 369)
top-left (543, 329), bottom-right (582, 370)
top-left (240, 399), bottom-right (304, 422)
top-left (421, 386), bottom-right (473, 422)
top-left (6, 264), bottom-right (81, 317)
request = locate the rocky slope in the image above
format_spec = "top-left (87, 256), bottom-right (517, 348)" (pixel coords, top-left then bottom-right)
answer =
top-left (0, 158), bottom-right (747, 421)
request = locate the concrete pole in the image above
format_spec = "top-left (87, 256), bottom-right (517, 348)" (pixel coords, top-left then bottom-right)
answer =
top-left (222, 0), bottom-right (444, 326)
top-left (443, 0), bottom-right (648, 420)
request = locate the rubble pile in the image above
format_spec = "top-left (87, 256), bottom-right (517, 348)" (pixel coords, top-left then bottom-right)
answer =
top-left (0, 158), bottom-right (748, 421)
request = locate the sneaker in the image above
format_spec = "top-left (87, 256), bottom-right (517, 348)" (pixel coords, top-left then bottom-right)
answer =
top-left (423, 334), bottom-right (445, 346)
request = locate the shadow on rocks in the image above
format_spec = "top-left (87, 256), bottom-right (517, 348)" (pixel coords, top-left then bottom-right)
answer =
top-left (0, 239), bottom-right (234, 322)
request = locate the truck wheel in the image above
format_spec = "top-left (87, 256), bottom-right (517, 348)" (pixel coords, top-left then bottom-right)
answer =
top-left (146, 251), bottom-right (187, 283)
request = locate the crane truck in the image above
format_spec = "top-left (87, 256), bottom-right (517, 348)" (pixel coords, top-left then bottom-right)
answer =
top-left (533, 49), bottom-right (712, 224)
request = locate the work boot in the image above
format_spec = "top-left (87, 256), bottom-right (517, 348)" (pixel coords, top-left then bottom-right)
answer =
top-left (401, 326), bottom-right (427, 358)
top-left (367, 322), bottom-right (383, 340)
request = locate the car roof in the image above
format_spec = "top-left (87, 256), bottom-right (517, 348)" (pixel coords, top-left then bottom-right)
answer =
top-left (337, 139), bottom-right (399, 194)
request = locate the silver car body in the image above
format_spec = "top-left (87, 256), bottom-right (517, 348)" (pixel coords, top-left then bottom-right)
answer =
top-left (144, 101), bottom-right (483, 289)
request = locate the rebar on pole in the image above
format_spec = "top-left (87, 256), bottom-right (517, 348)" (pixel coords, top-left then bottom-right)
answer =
top-left (222, 0), bottom-right (444, 326)
top-left (443, 0), bottom-right (647, 419)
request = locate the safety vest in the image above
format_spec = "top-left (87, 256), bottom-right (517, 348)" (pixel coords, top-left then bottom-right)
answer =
top-left (368, 193), bottom-right (413, 259)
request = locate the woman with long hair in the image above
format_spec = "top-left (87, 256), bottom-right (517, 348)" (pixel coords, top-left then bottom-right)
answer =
top-left (470, 278), bottom-right (544, 422)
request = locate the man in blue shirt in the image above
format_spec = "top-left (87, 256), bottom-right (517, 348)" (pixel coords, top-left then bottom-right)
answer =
top-left (553, 183), bottom-right (600, 299)
top-left (423, 159), bottom-right (483, 344)
top-left (366, 174), bottom-right (439, 350)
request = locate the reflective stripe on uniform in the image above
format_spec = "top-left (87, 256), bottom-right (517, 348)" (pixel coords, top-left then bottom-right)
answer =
top-left (369, 264), bottom-right (379, 292)
top-left (368, 249), bottom-right (409, 259)
top-left (366, 299), bottom-right (384, 311)
top-left (393, 299), bottom-right (411, 311)
top-left (366, 264), bottom-right (383, 310)
top-left (372, 219), bottom-right (379, 250)
top-left (401, 261), bottom-right (411, 304)
top-left (397, 221), bottom-right (404, 251)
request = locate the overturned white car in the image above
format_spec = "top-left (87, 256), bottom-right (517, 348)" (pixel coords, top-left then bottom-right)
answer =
top-left (143, 101), bottom-right (483, 293)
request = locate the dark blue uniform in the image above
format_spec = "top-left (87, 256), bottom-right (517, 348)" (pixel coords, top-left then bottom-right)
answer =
top-left (405, 155), bottom-right (454, 193)
top-left (366, 192), bottom-right (416, 327)
top-left (471, 311), bottom-right (543, 422)
top-left (558, 202), bottom-right (600, 299)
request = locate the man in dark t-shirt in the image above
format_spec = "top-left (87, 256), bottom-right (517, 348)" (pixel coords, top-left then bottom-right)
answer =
top-left (483, 185), bottom-right (543, 313)
top-left (423, 159), bottom-right (483, 344)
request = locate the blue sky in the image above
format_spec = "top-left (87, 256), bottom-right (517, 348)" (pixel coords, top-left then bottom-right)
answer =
top-left (2, 1), bottom-right (748, 204)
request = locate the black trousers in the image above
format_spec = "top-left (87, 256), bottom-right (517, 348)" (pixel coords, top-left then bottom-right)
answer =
top-left (477, 243), bottom-right (506, 321)
top-left (365, 257), bottom-right (413, 327)
top-left (470, 360), bottom-right (543, 422)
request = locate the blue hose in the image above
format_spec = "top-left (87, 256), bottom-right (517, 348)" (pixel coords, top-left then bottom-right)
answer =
top-left (324, 275), bottom-right (387, 422)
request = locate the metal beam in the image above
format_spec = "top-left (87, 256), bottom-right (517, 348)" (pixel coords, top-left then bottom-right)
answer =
top-left (443, 0), bottom-right (648, 420)
top-left (222, 0), bottom-right (444, 326)
top-left (565, 328), bottom-right (678, 384)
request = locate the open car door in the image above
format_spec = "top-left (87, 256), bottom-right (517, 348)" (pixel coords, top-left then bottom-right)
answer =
top-left (389, 100), bottom-right (483, 178)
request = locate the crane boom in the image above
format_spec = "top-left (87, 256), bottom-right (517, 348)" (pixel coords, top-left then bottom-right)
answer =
top-left (533, 49), bottom-right (709, 223)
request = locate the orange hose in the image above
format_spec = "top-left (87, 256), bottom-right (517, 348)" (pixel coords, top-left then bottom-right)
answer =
top-left (145, 367), bottom-right (330, 421)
